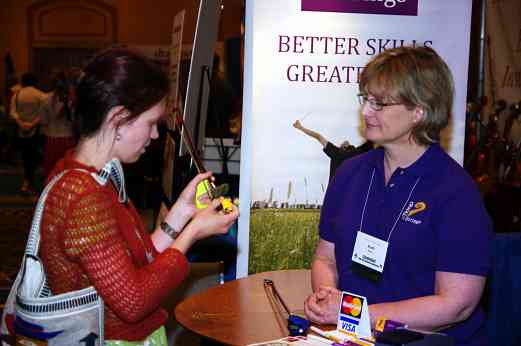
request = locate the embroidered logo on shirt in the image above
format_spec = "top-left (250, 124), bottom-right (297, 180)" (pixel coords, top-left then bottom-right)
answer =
top-left (401, 201), bottom-right (426, 224)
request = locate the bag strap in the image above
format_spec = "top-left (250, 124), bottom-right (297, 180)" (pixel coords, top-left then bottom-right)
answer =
top-left (24, 158), bottom-right (128, 256)
top-left (24, 169), bottom-right (88, 256)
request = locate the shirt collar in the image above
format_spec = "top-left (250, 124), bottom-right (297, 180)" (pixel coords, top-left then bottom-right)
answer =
top-left (367, 144), bottom-right (444, 178)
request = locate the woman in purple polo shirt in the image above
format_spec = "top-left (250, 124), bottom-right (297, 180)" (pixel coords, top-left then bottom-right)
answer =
top-left (304, 46), bottom-right (492, 346)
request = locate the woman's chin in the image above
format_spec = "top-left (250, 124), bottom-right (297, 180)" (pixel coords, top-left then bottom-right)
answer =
top-left (123, 154), bottom-right (141, 164)
top-left (364, 131), bottom-right (379, 143)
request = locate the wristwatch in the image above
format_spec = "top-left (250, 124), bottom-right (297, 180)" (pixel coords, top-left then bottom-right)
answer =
top-left (160, 221), bottom-right (182, 239)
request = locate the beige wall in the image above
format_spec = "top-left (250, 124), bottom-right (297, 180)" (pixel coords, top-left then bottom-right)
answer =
top-left (0, 0), bottom-right (242, 101)
top-left (1, 0), bottom-right (28, 98)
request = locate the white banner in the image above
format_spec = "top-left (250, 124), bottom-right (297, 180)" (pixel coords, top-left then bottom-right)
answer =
top-left (237, 0), bottom-right (473, 277)
top-left (485, 0), bottom-right (521, 141)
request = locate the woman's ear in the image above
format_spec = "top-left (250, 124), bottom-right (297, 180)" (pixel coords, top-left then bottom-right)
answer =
top-left (413, 106), bottom-right (425, 123)
top-left (105, 105), bottom-right (129, 129)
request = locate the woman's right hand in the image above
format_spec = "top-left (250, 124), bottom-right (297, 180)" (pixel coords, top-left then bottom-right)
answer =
top-left (171, 198), bottom-right (239, 253)
top-left (190, 198), bottom-right (239, 241)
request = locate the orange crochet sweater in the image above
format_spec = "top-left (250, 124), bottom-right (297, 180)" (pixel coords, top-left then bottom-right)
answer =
top-left (40, 150), bottom-right (189, 341)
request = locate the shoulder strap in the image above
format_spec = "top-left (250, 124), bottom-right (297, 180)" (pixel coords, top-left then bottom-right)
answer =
top-left (92, 158), bottom-right (128, 203)
top-left (25, 159), bottom-right (128, 256)
top-left (24, 169), bottom-right (88, 256)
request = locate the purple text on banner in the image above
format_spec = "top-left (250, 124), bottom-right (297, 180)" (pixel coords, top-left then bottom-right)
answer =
top-left (301, 0), bottom-right (418, 16)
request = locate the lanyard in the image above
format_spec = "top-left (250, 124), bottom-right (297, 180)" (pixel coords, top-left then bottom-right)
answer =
top-left (359, 167), bottom-right (421, 243)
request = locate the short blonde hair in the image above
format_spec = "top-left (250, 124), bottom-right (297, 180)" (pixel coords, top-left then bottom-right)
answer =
top-left (359, 46), bottom-right (454, 146)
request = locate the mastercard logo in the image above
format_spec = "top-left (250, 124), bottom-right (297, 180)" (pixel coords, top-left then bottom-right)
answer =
top-left (341, 295), bottom-right (363, 318)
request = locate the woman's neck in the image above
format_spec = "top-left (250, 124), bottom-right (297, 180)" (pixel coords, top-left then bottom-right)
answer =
top-left (383, 142), bottom-right (428, 184)
top-left (75, 136), bottom-right (114, 170)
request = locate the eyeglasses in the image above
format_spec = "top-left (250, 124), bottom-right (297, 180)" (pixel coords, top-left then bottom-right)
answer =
top-left (357, 93), bottom-right (402, 111)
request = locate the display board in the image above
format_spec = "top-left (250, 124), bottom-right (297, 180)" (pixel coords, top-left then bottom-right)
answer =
top-left (237, 0), bottom-right (473, 277)
top-left (180, 0), bottom-right (222, 156)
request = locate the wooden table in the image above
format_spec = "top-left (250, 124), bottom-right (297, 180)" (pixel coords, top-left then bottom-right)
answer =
top-left (175, 269), bottom-right (312, 345)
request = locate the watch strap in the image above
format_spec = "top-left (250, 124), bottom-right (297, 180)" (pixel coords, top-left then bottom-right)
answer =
top-left (160, 221), bottom-right (181, 239)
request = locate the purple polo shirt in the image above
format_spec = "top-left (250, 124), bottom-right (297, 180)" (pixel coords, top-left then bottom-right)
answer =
top-left (319, 144), bottom-right (492, 346)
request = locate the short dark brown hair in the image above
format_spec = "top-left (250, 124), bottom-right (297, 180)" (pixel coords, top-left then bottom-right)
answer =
top-left (359, 46), bottom-right (454, 146)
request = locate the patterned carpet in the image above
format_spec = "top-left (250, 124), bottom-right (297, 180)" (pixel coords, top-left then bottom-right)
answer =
top-left (0, 164), bottom-right (36, 289)
top-left (0, 207), bottom-right (33, 288)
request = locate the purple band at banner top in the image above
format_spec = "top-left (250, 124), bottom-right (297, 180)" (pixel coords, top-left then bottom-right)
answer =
top-left (302, 0), bottom-right (418, 16)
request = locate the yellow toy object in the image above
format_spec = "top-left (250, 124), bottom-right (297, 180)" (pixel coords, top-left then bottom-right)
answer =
top-left (220, 197), bottom-right (234, 214)
top-left (175, 115), bottom-right (237, 214)
top-left (195, 179), bottom-right (237, 214)
top-left (196, 179), bottom-right (213, 209)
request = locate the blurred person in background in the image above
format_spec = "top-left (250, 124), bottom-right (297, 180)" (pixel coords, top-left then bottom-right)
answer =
top-left (40, 68), bottom-right (79, 177)
top-left (9, 72), bottom-right (46, 193)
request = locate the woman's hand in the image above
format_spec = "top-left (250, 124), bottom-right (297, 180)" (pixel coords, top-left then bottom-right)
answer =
top-left (188, 198), bottom-right (239, 241)
top-left (171, 198), bottom-right (239, 254)
top-left (304, 286), bottom-right (342, 325)
top-left (163, 172), bottom-right (213, 233)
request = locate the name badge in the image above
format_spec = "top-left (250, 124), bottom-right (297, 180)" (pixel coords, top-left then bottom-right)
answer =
top-left (351, 231), bottom-right (389, 274)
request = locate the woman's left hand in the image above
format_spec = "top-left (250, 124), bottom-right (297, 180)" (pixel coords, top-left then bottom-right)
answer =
top-left (164, 172), bottom-right (214, 233)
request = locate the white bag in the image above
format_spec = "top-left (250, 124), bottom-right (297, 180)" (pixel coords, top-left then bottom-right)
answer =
top-left (1, 169), bottom-right (104, 346)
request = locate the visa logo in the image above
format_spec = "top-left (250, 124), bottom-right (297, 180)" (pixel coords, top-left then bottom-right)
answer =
top-left (341, 321), bottom-right (356, 332)
top-left (340, 314), bottom-right (359, 332)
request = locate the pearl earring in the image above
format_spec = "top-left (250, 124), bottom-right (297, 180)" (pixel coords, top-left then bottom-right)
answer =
top-left (116, 133), bottom-right (121, 141)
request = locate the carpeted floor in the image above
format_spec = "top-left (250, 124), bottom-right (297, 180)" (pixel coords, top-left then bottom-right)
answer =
top-left (0, 207), bottom-right (33, 287)
top-left (0, 162), bottom-right (39, 289)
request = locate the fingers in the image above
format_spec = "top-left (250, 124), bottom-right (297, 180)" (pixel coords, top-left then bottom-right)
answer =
top-left (190, 200), bottom-right (238, 239)
top-left (317, 285), bottom-right (339, 297)
top-left (304, 287), bottom-right (340, 325)
top-left (178, 173), bottom-right (214, 203)
top-left (210, 200), bottom-right (239, 227)
top-left (197, 193), bottom-right (212, 205)
top-left (304, 293), bottom-right (328, 324)
top-left (211, 199), bottom-right (240, 218)
top-left (206, 198), bottom-right (223, 211)
top-left (222, 203), bottom-right (239, 221)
